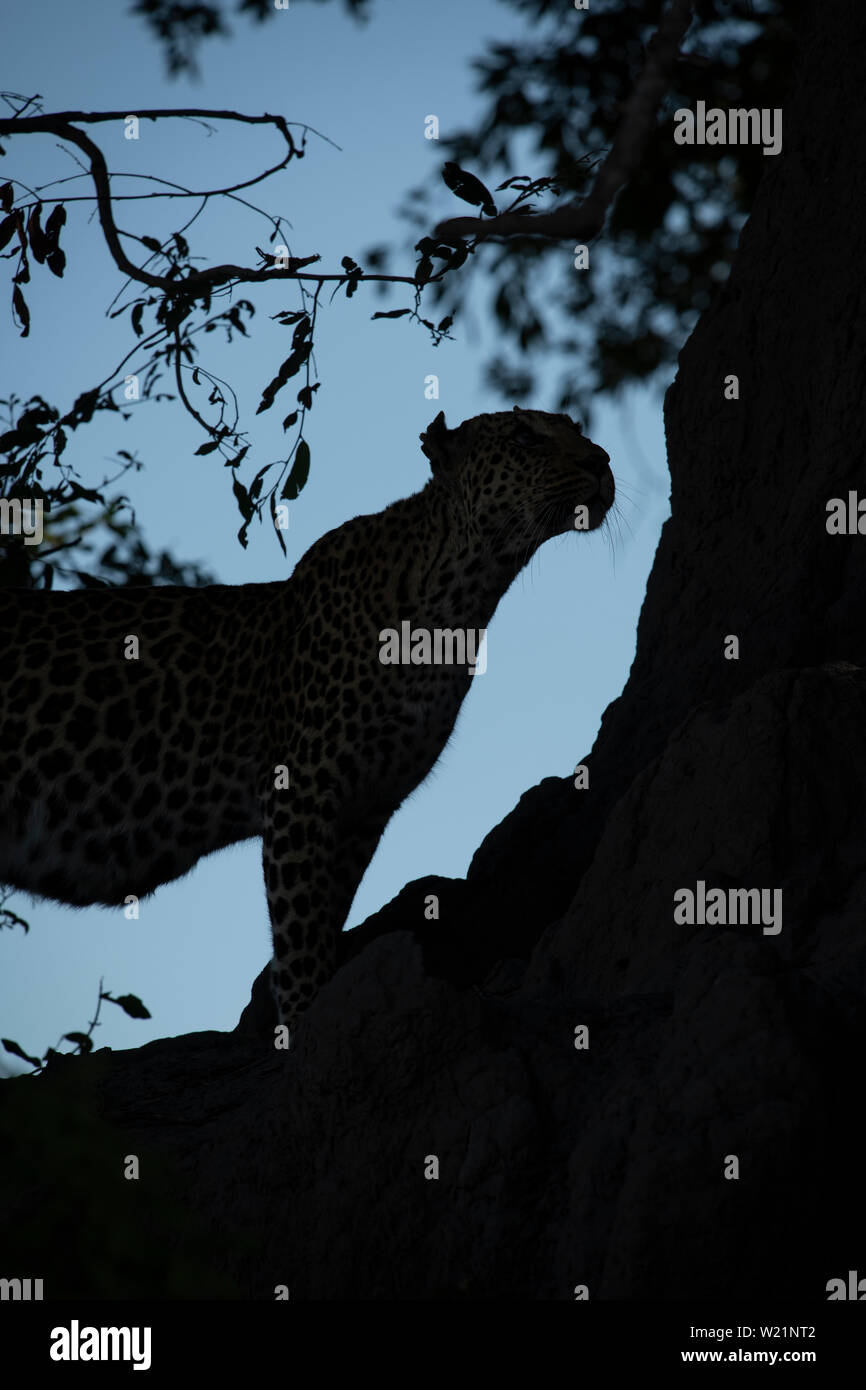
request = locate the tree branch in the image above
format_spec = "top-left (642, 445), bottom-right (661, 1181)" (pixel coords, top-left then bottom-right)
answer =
top-left (0, 102), bottom-right (456, 534)
top-left (1, 105), bottom-right (456, 324)
top-left (0, 109), bottom-right (428, 297)
top-left (0, 107), bottom-right (334, 139)
top-left (0, 111), bottom-right (302, 295)
top-left (433, 0), bottom-right (695, 244)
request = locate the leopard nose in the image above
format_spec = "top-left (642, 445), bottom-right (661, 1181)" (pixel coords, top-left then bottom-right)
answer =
top-left (582, 445), bottom-right (611, 479)
top-left (599, 469), bottom-right (615, 506)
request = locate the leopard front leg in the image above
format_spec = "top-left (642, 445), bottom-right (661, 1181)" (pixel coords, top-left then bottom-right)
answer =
top-left (262, 794), bottom-right (387, 1034)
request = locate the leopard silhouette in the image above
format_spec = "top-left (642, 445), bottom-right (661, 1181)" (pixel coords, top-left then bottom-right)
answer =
top-left (0, 407), bottom-right (614, 1031)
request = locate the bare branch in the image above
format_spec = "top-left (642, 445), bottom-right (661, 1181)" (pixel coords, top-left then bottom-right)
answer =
top-left (433, 0), bottom-right (695, 244)
top-left (0, 110), bottom-right (304, 294)
top-left (0, 107), bottom-right (337, 141)
top-left (1, 110), bottom-right (431, 297)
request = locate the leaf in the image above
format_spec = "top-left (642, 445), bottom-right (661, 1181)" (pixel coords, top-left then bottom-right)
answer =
top-left (27, 204), bottom-right (48, 263)
top-left (249, 464), bottom-right (269, 504)
top-left (341, 256), bottom-right (362, 298)
top-left (281, 439), bottom-right (310, 500)
top-left (281, 410), bottom-right (298, 432)
top-left (256, 344), bottom-right (312, 414)
top-left (232, 473), bottom-right (254, 523)
top-left (18, 401), bottom-right (56, 428)
top-left (272, 309), bottom-right (306, 326)
top-left (0, 182), bottom-right (13, 213)
top-left (437, 315), bottom-right (454, 333)
top-left (296, 382), bottom-right (320, 410)
top-left (442, 162), bottom-right (497, 217)
top-left (44, 203), bottom-right (66, 241)
top-left (131, 302), bottom-right (145, 337)
top-left (430, 241), bottom-right (464, 262)
top-left (194, 438), bottom-right (221, 456)
top-left (65, 478), bottom-right (105, 503)
top-left (141, 235), bottom-right (162, 253)
top-left (1, 1038), bottom-right (41, 1069)
top-left (65, 388), bottom-right (100, 426)
top-left (104, 992), bottom-right (151, 1020)
top-left (260, 247), bottom-right (320, 274)
top-left (225, 306), bottom-right (248, 337)
top-left (270, 490), bottom-right (286, 557)
top-left (372, 308), bottom-right (412, 320)
top-left (0, 424), bottom-right (41, 451)
top-left (0, 905), bottom-right (29, 932)
top-left (0, 212), bottom-right (19, 252)
top-left (64, 1032), bottom-right (93, 1053)
top-left (12, 284), bottom-right (30, 337)
top-left (46, 247), bottom-right (66, 278)
top-left (4, 404), bottom-right (55, 449)
top-left (414, 256), bottom-right (434, 287)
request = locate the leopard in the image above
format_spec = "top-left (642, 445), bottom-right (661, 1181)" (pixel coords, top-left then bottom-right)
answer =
top-left (0, 407), bottom-right (614, 1034)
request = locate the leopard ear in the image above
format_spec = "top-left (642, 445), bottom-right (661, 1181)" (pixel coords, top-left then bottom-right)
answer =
top-left (419, 411), bottom-right (451, 473)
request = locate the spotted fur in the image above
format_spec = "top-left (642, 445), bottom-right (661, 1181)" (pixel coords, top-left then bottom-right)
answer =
top-left (0, 408), bottom-right (613, 1030)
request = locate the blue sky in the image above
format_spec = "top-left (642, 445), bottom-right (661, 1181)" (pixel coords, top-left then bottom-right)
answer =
top-left (1, 0), bottom-right (670, 1065)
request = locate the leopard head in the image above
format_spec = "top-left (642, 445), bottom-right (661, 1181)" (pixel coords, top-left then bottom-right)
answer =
top-left (420, 406), bottom-right (614, 557)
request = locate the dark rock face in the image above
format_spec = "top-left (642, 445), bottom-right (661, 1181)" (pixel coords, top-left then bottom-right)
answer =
top-left (5, 0), bottom-right (866, 1299)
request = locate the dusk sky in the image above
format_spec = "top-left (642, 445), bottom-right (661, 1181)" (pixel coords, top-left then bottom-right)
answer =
top-left (1, 0), bottom-right (670, 1064)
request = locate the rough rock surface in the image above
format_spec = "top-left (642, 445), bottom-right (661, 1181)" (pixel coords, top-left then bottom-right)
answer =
top-left (3, 0), bottom-right (866, 1299)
